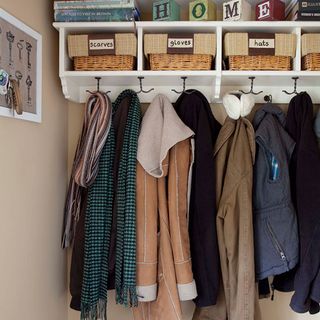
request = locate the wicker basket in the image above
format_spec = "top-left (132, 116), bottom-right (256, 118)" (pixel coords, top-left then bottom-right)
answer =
top-left (144, 33), bottom-right (216, 71)
top-left (74, 55), bottom-right (135, 71)
top-left (302, 53), bottom-right (320, 71)
top-left (228, 55), bottom-right (291, 71)
top-left (149, 53), bottom-right (213, 71)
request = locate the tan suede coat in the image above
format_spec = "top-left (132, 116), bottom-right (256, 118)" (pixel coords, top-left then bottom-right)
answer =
top-left (133, 95), bottom-right (197, 320)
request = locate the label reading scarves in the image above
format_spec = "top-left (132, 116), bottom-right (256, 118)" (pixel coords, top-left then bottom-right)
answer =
top-left (167, 33), bottom-right (194, 54)
top-left (88, 34), bottom-right (116, 56)
top-left (248, 33), bottom-right (275, 55)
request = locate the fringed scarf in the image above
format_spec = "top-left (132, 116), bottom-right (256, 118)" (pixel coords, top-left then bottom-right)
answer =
top-left (81, 90), bottom-right (141, 320)
top-left (62, 92), bottom-right (112, 249)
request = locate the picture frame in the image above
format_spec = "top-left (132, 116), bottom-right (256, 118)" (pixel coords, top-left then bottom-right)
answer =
top-left (0, 8), bottom-right (42, 123)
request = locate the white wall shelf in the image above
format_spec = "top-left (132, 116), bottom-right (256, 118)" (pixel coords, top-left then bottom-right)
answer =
top-left (53, 21), bottom-right (320, 104)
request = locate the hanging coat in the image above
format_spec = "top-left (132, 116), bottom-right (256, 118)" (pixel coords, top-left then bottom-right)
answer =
top-left (253, 104), bottom-right (299, 281)
top-left (174, 90), bottom-right (221, 308)
top-left (214, 115), bottom-right (260, 320)
top-left (133, 94), bottom-right (197, 320)
top-left (284, 93), bottom-right (320, 314)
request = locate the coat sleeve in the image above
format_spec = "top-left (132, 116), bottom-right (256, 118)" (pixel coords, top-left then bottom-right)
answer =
top-left (168, 139), bottom-right (197, 301)
top-left (136, 162), bottom-right (158, 302)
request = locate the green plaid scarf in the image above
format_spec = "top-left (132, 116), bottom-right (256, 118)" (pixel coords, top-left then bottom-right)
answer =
top-left (81, 90), bottom-right (141, 320)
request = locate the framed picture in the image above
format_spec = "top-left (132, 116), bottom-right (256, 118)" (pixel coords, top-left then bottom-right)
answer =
top-left (0, 9), bottom-right (42, 123)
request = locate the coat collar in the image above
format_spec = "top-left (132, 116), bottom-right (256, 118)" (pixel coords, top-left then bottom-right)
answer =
top-left (214, 117), bottom-right (255, 165)
top-left (137, 94), bottom-right (194, 178)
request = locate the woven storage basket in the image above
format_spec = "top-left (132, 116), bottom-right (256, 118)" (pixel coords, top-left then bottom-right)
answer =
top-left (74, 55), bottom-right (135, 71)
top-left (228, 55), bottom-right (291, 71)
top-left (224, 33), bottom-right (295, 71)
top-left (301, 34), bottom-right (320, 70)
top-left (149, 53), bottom-right (213, 71)
top-left (302, 53), bottom-right (320, 71)
top-left (144, 33), bottom-right (216, 70)
top-left (68, 33), bottom-right (136, 71)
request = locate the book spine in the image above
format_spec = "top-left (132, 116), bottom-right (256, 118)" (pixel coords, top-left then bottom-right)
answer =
top-left (54, 8), bottom-right (140, 22)
top-left (55, 4), bottom-right (135, 9)
top-left (54, 0), bottom-right (135, 10)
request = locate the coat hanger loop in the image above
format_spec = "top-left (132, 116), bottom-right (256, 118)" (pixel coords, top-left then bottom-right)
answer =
top-left (136, 76), bottom-right (154, 94)
top-left (172, 77), bottom-right (197, 95)
top-left (239, 77), bottom-right (263, 95)
top-left (282, 77), bottom-right (300, 95)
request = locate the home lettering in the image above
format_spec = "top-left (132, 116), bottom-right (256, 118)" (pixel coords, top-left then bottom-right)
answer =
top-left (155, 2), bottom-right (170, 19)
top-left (224, 1), bottom-right (240, 19)
top-left (258, 2), bottom-right (270, 19)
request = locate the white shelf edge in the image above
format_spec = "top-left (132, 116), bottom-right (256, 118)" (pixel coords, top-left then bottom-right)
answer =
top-left (62, 70), bottom-right (218, 77)
top-left (53, 21), bottom-right (320, 30)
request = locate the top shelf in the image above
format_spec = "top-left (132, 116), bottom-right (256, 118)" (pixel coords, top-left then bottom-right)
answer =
top-left (53, 20), bottom-right (320, 29)
top-left (53, 20), bottom-right (320, 103)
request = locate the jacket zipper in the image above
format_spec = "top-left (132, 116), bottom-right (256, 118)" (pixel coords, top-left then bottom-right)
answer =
top-left (266, 221), bottom-right (289, 267)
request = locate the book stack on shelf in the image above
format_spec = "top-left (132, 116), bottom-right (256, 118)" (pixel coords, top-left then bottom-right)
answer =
top-left (54, 0), bottom-right (141, 22)
top-left (286, 0), bottom-right (320, 20)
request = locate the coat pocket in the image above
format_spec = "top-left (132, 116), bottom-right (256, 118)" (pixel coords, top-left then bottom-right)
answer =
top-left (254, 204), bottom-right (299, 280)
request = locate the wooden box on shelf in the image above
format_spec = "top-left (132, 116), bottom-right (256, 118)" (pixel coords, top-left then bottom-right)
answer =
top-left (224, 32), bottom-right (296, 70)
top-left (152, 0), bottom-right (181, 21)
top-left (222, 0), bottom-right (252, 21)
top-left (189, 0), bottom-right (217, 21)
top-left (67, 33), bottom-right (137, 71)
top-left (144, 33), bottom-right (216, 70)
top-left (255, 0), bottom-right (285, 21)
top-left (302, 34), bottom-right (320, 70)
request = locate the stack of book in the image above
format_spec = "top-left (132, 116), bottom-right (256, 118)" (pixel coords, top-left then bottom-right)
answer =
top-left (54, 0), bottom-right (141, 22)
top-left (286, 0), bottom-right (320, 20)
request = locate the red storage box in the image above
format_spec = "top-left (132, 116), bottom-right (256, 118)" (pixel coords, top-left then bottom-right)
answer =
top-left (256, 0), bottom-right (285, 20)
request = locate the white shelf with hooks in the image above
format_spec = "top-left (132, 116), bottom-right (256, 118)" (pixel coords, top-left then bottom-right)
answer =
top-left (53, 21), bottom-right (320, 104)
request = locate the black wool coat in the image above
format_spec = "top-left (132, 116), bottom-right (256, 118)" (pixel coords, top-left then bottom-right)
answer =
top-left (174, 90), bottom-right (221, 307)
top-left (280, 93), bottom-right (320, 314)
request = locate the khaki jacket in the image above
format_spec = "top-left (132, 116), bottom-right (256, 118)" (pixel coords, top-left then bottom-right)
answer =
top-left (195, 117), bottom-right (260, 320)
top-left (133, 95), bottom-right (197, 320)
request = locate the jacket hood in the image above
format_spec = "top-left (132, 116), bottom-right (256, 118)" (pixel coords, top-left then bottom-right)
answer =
top-left (137, 94), bottom-right (194, 178)
top-left (223, 93), bottom-right (255, 120)
top-left (253, 103), bottom-right (286, 129)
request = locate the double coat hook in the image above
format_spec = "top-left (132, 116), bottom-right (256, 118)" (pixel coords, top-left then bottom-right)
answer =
top-left (136, 76), bottom-right (154, 94)
top-left (172, 77), bottom-right (197, 95)
top-left (86, 77), bottom-right (111, 95)
top-left (282, 77), bottom-right (301, 95)
top-left (240, 77), bottom-right (263, 95)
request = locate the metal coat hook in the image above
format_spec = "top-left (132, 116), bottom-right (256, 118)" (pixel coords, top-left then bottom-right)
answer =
top-left (282, 77), bottom-right (300, 95)
top-left (239, 77), bottom-right (263, 95)
top-left (136, 76), bottom-right (154, 94)
top-left (86, 77), bottom-right (111, 95)
top-left (172, 77), bottom-right (197, 95)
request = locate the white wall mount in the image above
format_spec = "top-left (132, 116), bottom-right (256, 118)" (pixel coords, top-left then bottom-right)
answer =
top-left (53, 21), bottom-right (320, 104)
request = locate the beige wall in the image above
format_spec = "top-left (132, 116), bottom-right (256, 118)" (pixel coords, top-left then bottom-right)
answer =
top-left (0, 1), bottom-right (68, 320)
